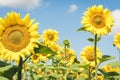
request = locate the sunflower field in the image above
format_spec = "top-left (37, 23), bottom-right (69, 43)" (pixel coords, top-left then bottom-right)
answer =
top-left (0, 5), bottom-right (120, 80)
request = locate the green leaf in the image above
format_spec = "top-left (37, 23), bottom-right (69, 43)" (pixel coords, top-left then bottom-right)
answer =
top-left (97, 37), bottom-right (101, 42)
top-left (0, 61), bottom-right (10, 67)
top-left (87, 38), bottom-right (94, 42)
top-left (34, 44), bottom-right (56, 56)
top-left (69, 66), bottom-right (80, 72)
top-left (99, 69), bottom-right (120, 79)
top-left (99, 55), bottom-right (115, 64)
top-left (0, 65), bottom-right (18, 80)
top-left (33, 74), bottom-right (43, 80)
top-left (113, 76), bottom-right (120, 80)
top-left (108, 61), bottom-right (120, 68)
top-left (113, 44), bottom-right (115, 47)
top-left (0, 76), bottom-right (9, 80)
top-left (77, 27), bottom-right (86, 32)
top-left (105, 72), bottom-right (119, 78)
top-left (57, 66), bottom-right (69, 71)
top-left (45, 73), bottom-right (63, 79)
top-left (70, 63), bottom-right (89, 69)
top-left (76, 78), bottom-right (87, 80)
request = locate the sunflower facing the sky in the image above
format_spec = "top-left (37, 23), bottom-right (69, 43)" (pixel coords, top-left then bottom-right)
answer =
top-left (80, 46), bottom-right (102, 67)
top-left (0, 11), bottom-right (39, 62)
top-left (42, 29), bottom-right (59, 45)
top-left (81, 5), bottom-right (114, 36)
top-left (113, 33), bottom-right (120, 50)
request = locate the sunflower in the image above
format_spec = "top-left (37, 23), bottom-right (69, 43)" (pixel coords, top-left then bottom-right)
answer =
top-left (81, 5), bottom-right (114, 36)
top-left (37, 69), bottom-right (44, 77)
top-left (102, 65), bottom-right (119, 73)
top-left (51, 43), bottom-right (61, 53)
top-left (80, 46), bottom-right (102, 66)
top-left (0, 11), bottom-right (39, 62)
top-left (31, 54), bottom-right (40, 64)
top-left (97, 76), bottom-right (103, 80)
top-left (79, 73), bottom-right (88, 78)
top-left (113, 33), bottom-right (120, 50)
top-left (42, 29), bottom-right (59, 45)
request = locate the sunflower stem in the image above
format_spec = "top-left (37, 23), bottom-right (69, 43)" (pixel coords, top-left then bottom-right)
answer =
top-left (64, 45), bottom-right (67, 80)
top-left (88, 66), bottom-right (91, 80)
top-left (22, 54), bottom-right (32, 64)
top-left (64, 45), bottom-right (67, 62)
top-left (94, 34), bottom-right (98, 80)
top-left (18, 57), bottom-right (22, 80)
top-left (43, 59), bottom-right (48, 80)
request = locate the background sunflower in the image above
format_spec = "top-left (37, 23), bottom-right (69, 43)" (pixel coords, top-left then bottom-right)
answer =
top-left (42, 29), bottom-right (59, 46)
top-left (114, 33), bottom-right (120, 50)
top-left (80, 46), bottom-right (102, 67)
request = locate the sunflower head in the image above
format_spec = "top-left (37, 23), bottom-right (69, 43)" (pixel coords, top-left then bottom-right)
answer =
top-left (81, 5), bottom-right (114, 36)
top-left (31, 54), bottom-right (40, 64)
top-left (50, 43), bottom-right (61, 53)
top-left (113, 33), bottom-right (120, 50)
top-left (80, 46), bottom-right (102, 67)
top-left (97, 75), bottom-right (104, 80)
top-left (42, 29), bottom-right (59, 45)
top-left (37, 69), bottom-right (44, 77)
top-left (102, 65), bottom-right (119, 73)
top-left (0, 11), bottom-right (40, 62)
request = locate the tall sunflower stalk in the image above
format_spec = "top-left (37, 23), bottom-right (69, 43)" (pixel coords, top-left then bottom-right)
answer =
top-left (18, 57), bottom-right (22, 80)
top-left (94, 34), bottom-right (98, 80)
top-left (63, 40), bottom-right (70, 80)
top-left (81, 5), bottom-right (114, 80)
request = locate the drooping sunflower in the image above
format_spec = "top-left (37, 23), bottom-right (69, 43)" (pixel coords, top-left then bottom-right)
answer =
top-left (80, 46), bottom-right (102, 66)
top-left (113, 33), bottom-right (120, 50)
top-left (81, 5), bottom-right (114, 36)
top-left (0, 11), bottom-right (39, 62)
top-left (42, 29), bottom-right (59, 45)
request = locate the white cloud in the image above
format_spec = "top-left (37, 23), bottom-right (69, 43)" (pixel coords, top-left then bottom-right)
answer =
top-left (0, 0), bottom-right (42, 10)
top-left (68, 4), bottom-right (78, 13)
top-left (110, 9), bottom-right (120, 35)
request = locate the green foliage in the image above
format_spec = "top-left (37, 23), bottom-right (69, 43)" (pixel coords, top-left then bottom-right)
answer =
top-left (45, 73), bottom-right (63, 79)
top-left (0, 61), bottom-right (10, 67)
top-left (87, 38), bottom-right (94, 42)
top-left (97, 37), bottom-right (101, 42)
top-left (0, 63), bottom-right (18, 80)
top-left (77, 27), bottom-right (86, 32)
top-left (99, 69), bottom-right (120, 79)
top-left (108, 61), bottom-right (120, 67)
top-left (87, 37), bottom-right (101, 42)
top-left (99, 55), bottom-right (115, 65)
top-left (63, 40), bottom-right (70, 48)
top-left (0, 76), bottom-right (9, 80)
top-left (34, 43), bottom-right (56, 58)
top-left (76, 78), bottom-right (87, 80)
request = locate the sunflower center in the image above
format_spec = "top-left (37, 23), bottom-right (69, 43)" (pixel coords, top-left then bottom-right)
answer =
top-left (48, 34), bottom-right (54, 40)
top-left (2, 25), bottom-right (30, 52)
top-left (92, 14), bottom-right (105, 28)
top-left (33, 55), bottom-right (38, 59)
top-left (85, 51), bottom-right (94, 61)
top-left (8, 31), bottom-right (23, 45)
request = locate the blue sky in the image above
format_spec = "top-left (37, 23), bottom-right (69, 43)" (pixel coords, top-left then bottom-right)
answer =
top-left (0, 0), bottom-right (120, 61)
